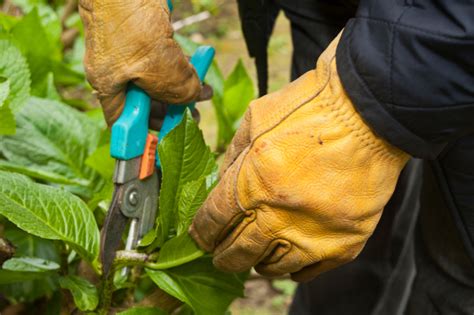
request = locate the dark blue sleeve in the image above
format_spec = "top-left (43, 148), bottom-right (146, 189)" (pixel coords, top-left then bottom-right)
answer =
top-left (336, 0), bottom-right (474, 159)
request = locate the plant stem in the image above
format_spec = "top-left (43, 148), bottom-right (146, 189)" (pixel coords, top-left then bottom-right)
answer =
top-left (114, 251), bottom-right (149, 268)
top-left (96, 251), bottom-right (152, 314)
top-left (97, 270), bottom-right (115, 315)
top-left (59, 243), bottom-right (69, 276)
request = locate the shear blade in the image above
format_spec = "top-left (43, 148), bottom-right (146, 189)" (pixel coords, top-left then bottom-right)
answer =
top-left (100, 185), bottom-right (128, 276)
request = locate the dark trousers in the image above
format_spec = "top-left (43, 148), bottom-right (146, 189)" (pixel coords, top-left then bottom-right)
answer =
top-left (270, 1), bottom-right (474, 314)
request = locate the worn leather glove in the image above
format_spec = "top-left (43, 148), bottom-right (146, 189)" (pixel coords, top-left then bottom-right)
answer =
top-left (79, 0), bottom-right (201, 125)
top-left (189, 34), bottom-right (410, 282)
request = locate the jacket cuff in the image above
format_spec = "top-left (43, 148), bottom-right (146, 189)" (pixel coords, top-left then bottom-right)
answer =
top-left (336, 21), bottom-right (446, 160)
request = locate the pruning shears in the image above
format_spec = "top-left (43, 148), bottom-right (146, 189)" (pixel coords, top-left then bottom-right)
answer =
top-left (100, 35), bottom-right (215, 275)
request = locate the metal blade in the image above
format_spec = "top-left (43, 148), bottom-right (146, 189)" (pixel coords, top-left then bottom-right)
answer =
top-left (100, 185), bottom-right (128, 276)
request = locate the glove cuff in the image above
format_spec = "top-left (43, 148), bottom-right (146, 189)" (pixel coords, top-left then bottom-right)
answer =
top-left (319, 33), bottom-right (410, 167)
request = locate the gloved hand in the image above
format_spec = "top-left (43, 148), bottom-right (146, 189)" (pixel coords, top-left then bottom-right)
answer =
top-left (189, 34), bottom-right (410, 282)
top-left (79, 0), bottom-right (201, 125)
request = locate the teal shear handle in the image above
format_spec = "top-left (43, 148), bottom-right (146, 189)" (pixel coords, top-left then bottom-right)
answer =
top-left (159, 46), bottom-right (214, 140)
top-left (110, 46), bottom-right (215, 161)
top-left (110, 85), bottom-right (151, 160)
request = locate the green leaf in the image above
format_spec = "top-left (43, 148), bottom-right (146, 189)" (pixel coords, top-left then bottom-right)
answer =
top-left (51, 61), bottom-right (86, 86)
top-left (117, 307), bottom-right (167, 315)
top-left (147, 257), bottom-right (246, 315)
top-left (223, 59), bottom-right (255, 124)
top-left (0, 103), bottom-right (15, 135)
top-left (150, 233), bottom-right (203, 270)
top-left (0, 225), bottom-right (61, 299)
top-left (59, 275), bottom-right (99, 311)
top-left (0, 38), bottom-right (31, 111)
top-left (0, 269), bottom-right (52, 284)
top-left (0, 13), bottom-right (20, 32)
top-left (36, 4), bottom-right (62, 47)
top-left (176, 175), bottom-right (216, 236)
top-left (32, 71), bottom-right (61, 100)
top-left (0, 76), bottom-right (10, 104)
top-left (87, 181), bottom-right (113, 214)
top-left (64, 34), bottom-right (86, 76)
top-left (0, 161), bottom-right (88, 186)
top-left (2, 257), bottom-right (60, 272)
top-left (157, 110), bottom-right (217, 244)
top-left (0, 77), bottom-right (15, 135)
top-left (0, 171), bottom-right (100, 263)
top-left (0, 275), bottom-right (57, 302)
top-left (0, 97), bottom-right (103, 194)
top-left (8, 3), bottom-right (62, 52)
top-left (138, 228), bottom-right (157, 248)
top-left (212, 95), bottom-right (234, 152)
top-left (4, 225), bottom-right (60, 263)
top-left (11, 8), bottom-right (61, 93)
top-left (85, 143), bottom-right (115, 180)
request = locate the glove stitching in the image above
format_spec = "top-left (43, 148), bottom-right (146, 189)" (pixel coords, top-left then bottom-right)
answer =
top-left (325, 60), bottom-right (406, 163)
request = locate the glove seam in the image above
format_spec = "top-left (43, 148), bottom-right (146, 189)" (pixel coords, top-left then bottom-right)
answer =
top-left (319, 58), bottom-right (407, 163)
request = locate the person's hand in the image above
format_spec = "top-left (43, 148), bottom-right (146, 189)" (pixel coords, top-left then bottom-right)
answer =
top-left (189, 34), bottom-right (410, 282)
top-left (148, 84), bottom-right (213, 130)
top-left (79, 0), bottom-right (201, 125)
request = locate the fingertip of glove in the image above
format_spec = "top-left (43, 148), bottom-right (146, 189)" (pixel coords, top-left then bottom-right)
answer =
top-left (99, 92), bottom-right (126, 127)
top-left (290, 271), bottom-right (317, 283)
top-left (188, 222), bottom-right (214, 253)
top-left (212, 254), bottom-right (252, 274)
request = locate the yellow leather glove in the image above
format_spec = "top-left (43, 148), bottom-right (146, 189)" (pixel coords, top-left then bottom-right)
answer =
top-left (189, 34), bottom-right (410, 282)
top-left (79, 0), bottom-right (201, 125)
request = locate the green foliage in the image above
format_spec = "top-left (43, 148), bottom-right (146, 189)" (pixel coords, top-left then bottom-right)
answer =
top-left (176, 176), bottom-right (213, 235)
top-left (59, 276), bottom-right (99, 311)
top-left (118, 307), bottom-right (167, 315)
top-left (3, 257), bottom-right (60, 272)
top-left (147, 257), bottom-right (246, 315)
top-left (0, 77), bottom-right (16, 135)
top-left (150, 232), bottom-right (203, 270)
top-left (85, 143), bottom-right (115, 180)
top-left (174, 34), bottom-right (255, 151)
top-left (0, 97), bottom-right (104, 197)
top-left (0, 2), bottom-right (255, 314)
top-left (11, 8), bottom-right (61, 93)
top-left (0, 171), bottom-right (100, 263)
top-left (0, 225), bottom-right (61, 299)
top-left (0, 38), bottom-right (31, 111)
top-left (214, 59), bottom-right (255, 150)
top-left (157, 111), bottom-right (217, 244)
top-left (223, 60), bottom-right (255, 125)
top-left (0, 270), bottom-right (55, 285)
top-left (4, 226), bottom-right (60, 263)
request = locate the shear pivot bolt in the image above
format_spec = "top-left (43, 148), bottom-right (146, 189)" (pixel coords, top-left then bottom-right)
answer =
top-left (128, 191), bottom-right (139, 206)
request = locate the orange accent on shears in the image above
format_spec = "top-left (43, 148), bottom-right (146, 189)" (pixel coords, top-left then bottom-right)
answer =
top-left (139, 134), bottom-right (158, 180)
